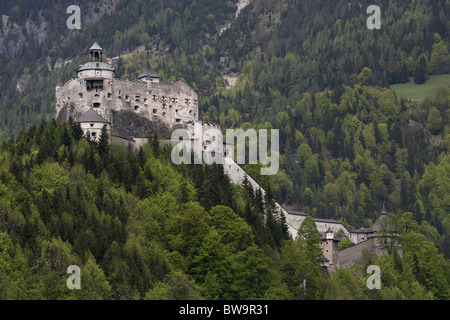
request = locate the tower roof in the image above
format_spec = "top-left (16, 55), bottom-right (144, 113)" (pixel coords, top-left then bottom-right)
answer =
top-left (78, 62), bottom-right (115, 72)
top-left (138, 60), bottom-right (159, 79)
top-left (89, 42), bottom-right (103, 51)
top-left (78, 107), bottom-right (110, 124)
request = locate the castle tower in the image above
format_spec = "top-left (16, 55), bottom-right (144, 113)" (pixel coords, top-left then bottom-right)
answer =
top-left (78, 107), bottom-right (111, 141)
top-left (89, 42), bottom-right (103, 62)
top-left (78, 42), bottom-right (115, 80)
top-left (137, 54), bottom-right (160, 83)
top-left (320, 228), bottom-right (340, 271)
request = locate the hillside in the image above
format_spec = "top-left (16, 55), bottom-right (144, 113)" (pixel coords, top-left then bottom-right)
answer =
top-left (391, 74), bottom-right (450, 100)
top-left (0, 0), bottom-right (449, 300)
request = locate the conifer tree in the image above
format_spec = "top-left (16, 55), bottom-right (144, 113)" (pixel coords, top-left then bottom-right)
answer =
top-left (414, 55), bottom-right (429, 84)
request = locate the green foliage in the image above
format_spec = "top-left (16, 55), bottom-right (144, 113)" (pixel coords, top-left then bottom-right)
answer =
top-left (427, 107), bottom-right (443, 134)
top-left (414, 55), bottom-right (429, 85)
top-left (1, 0), bottom-right (449, 300)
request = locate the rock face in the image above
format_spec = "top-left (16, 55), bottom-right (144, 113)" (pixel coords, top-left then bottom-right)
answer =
top-left (111, 109), bottom-right (172, 140)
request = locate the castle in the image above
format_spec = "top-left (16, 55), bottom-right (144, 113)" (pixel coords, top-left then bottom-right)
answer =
top-left (55, 43), bottom-right (395, 271)
top-left (55, 42), bottom-right (199, 147)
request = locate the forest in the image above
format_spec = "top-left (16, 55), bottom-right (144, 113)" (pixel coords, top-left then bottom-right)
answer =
top-left (0, 121), bottom-right (448, 299)
top-left (0, 0), bottom-right (449, 299)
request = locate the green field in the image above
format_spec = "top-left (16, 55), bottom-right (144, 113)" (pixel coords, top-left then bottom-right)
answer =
top-left (390, 74), bottom-right (450, 100)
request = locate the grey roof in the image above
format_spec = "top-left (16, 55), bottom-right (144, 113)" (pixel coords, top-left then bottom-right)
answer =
top-left (371, 213), bottom-right (387, 232)
top-left (138, 61), bottom-right (159, 79)
top-left (78, 61), bottom-right (115, 72)
top-left (354, 212), bottom-right (388, 234)
top-left (89, 42), bottom-right (103, 51)
top-left (287, 211), bottom-right (343, 225)
top-left (78, 107), bottom-right (110, 124)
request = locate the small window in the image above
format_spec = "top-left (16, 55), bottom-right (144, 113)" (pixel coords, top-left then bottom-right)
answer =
top-left (144, 97), bottom-right (148, 103)
top-left (93, 103), bottom-right (100, 108)
top-left (108, 93), bottom-right (112, 98)
top-left (90, 123), bottom-right (94, 127)
top-left (125, 95), bottom-right (130, 101)
top-left (152, 109), bottom-right (157, 114)
top-left (175, 119), bottom-right (181, 123)
top-left (162, 112), bottom-right (166, 117)
top-left (92, 132), bottom-right (96, 137)
top-left (79, 93), bottom-right (83, 98)
top-left (135, 105), bottom-right (139, 111)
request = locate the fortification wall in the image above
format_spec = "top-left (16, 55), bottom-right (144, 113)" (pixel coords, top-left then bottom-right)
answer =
top-left (337, 237), bottom-right (377, 268)
top-left (56, 76), bottom-right (198, 131)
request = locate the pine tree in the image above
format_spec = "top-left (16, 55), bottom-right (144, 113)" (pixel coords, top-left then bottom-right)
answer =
top-left (414, 55), bottom-right (429, 84)
top-left (98, 125), bottom-right (110, 161)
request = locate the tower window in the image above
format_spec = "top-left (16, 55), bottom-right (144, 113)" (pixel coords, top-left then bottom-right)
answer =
top-left (90, 123), bottom-right (94, 127)
top-left (93, 103), bottom-right (100, 108)
top-left (86, 79), bottom-right (103, 91)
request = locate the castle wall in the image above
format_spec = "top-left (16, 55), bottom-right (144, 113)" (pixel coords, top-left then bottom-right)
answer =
top-left (56, 76), bottom-right (198, 132)
top-left (337, 237), bottom-right (378, 268)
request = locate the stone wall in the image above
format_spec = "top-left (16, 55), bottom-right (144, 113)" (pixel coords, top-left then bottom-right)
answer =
top-left (56, 75), bottom-right (198, 134)
top-left (337, 237), bottom-right (378, 268)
